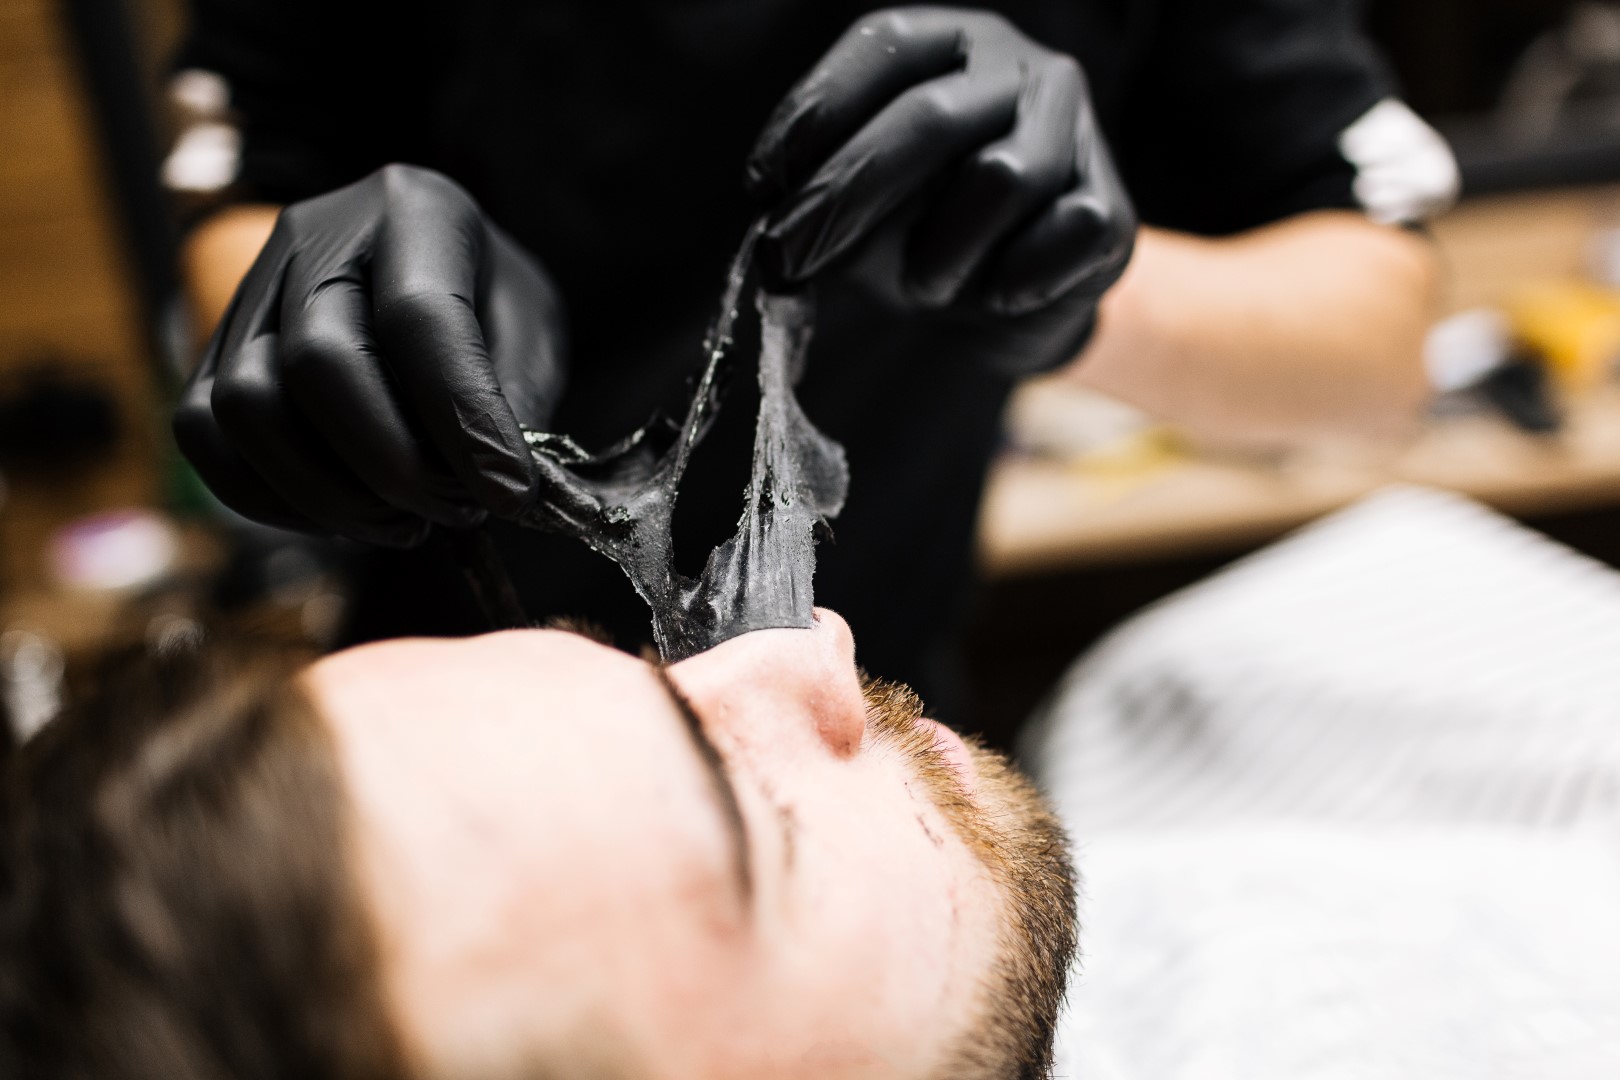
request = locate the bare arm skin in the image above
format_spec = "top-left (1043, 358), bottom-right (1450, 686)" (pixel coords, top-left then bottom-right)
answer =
top-left (1067, 212), bottom-right (1440, 448)
top-left (182, 204), bottom-right (281, 351)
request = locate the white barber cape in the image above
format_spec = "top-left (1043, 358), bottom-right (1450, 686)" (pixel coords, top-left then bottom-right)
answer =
top-left (1024, 487), bottom-right (1620, 1079)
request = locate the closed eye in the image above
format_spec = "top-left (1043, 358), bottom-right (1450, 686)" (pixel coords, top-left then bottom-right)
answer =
top-left (653, 666), bottom-right (754, 907)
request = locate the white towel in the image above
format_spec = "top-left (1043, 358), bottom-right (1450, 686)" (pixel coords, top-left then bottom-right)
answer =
top-left (1025, 487), bottom-right (1620, 1078)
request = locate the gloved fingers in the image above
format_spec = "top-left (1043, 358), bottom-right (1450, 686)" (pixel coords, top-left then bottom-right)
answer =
top-left (173, 365), bottom-right (319, 534)
top-left (761, 65), bottom-right (1021, 283)
top-left (210, 330), bottom-right (432, 548)
top-left (278, 258), bottom-right (484, 529)
top-left (746, 9), bottom-right (966, 202)
top-left (904, 54), bottom-right (1083, 306)
top-left (480, 226), bottom-right (568, 431)
top-left (370, 176), bottom-right (537, 517)
top-left (982, 174), bottom-right (1135, 317)
top-left (170, 213), bottom-right (323, 534)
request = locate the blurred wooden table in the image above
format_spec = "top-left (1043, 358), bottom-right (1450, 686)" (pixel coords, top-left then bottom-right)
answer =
top-left (980, 387), bottom-right (1620, 576)
top-left (978, 184), bottom-right (1620, 579)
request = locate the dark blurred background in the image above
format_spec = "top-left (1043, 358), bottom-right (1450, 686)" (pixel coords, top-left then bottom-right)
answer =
top-left (1373, 0), bottom-right (1571, 115)
top-left (1373, 0), bottom-right (1620, 191)
top-left (8, 0), bottom-right (1620, 749)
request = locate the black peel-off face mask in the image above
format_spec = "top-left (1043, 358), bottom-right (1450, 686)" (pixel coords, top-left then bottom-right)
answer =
top-left (511, 220), bottom-right (849, 661)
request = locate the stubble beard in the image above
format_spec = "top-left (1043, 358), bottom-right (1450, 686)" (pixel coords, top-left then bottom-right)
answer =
top-left (861, 679), bottom-right (1078, 1080)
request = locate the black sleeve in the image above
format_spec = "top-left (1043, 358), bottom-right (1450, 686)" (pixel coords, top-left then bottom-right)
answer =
top-left (174, 0), bottom-right (442, 204)
top-left (1113, 0), bottom-right (1396, 236)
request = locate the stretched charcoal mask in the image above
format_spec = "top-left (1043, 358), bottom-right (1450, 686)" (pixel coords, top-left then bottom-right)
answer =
top-left (514, 221), bottom-right (849, 661)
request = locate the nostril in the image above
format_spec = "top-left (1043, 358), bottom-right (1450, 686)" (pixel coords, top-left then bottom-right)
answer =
top-left (809, 674), bottom-right (869, 758)
top-left (815, 701), bottom-right (865, 757)
top-left (668, 612), bottom-right (869, 756)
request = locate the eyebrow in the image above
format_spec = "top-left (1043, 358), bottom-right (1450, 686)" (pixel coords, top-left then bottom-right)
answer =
top-left (652, 666), bottom-right (754, 906)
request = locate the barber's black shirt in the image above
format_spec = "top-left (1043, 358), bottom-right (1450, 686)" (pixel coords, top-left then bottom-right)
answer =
top-left (178, 0), bottom-right (1397, 718)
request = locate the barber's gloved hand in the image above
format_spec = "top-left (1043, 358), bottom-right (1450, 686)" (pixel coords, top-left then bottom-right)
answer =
top-left (174, 164), bottom-right (563, 547)
top-left (748, 7), bottom-right (1136, 376)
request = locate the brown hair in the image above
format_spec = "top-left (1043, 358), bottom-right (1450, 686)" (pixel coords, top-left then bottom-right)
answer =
top-left (0, 638), bottom-right (408, 1080)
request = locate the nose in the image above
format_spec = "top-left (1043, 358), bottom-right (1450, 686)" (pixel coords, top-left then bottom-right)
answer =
top-left (667, 608), bottom-right (869, 757)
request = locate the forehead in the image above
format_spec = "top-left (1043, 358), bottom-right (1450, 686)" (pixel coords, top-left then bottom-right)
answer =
top-left (311, 630), bottom-right (724, 783)
top-left (301, 631), bottom-right (716, 826)
top-left (302, 632), bottom-right (749, 1069)
top-left (301, 629), bottom-right (732, 909)
top-left (303, 629), bottom-right (635, 714)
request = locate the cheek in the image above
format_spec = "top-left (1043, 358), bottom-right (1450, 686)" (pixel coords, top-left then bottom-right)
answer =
top-left (778, 761), bottom-right (971, 988)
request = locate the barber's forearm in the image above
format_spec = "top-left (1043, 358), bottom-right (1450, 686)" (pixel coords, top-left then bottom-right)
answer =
top-left (182, 203), bottom-right (281, 354)
top-left (1066, 213), bottom-right (1439, 447)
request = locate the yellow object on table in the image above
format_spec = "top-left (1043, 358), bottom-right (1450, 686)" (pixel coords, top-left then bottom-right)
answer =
top-left (1508, 280), bottom-right (1620, 391)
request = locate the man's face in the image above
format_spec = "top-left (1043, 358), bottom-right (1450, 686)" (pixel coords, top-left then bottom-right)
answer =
top-left (302, 609), bottom-right (1072, 1080)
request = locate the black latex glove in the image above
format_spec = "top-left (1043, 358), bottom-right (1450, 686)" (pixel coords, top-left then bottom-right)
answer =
top-left (748, 7), bottom-right (1136, 376)
top-left (174, 164), bottom-right (564, 547)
